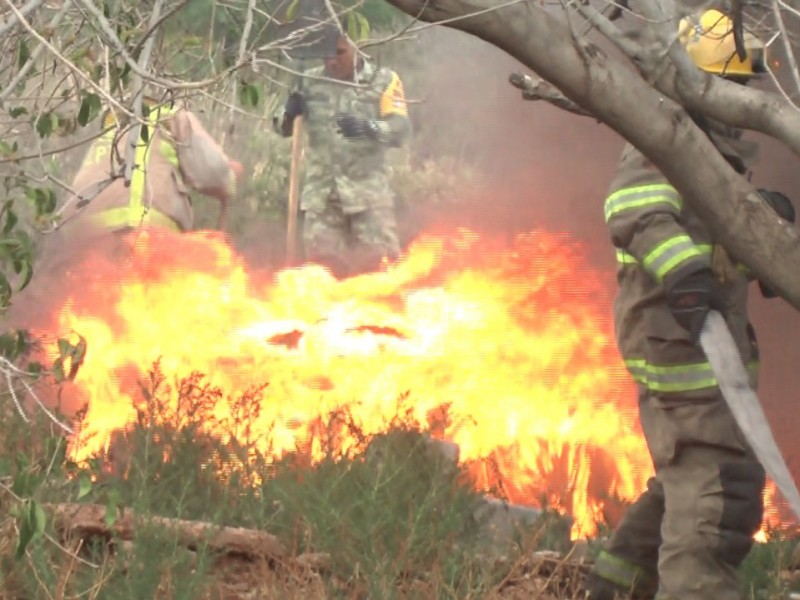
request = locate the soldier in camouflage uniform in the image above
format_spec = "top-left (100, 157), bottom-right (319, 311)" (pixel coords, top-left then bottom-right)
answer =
top-left (277, 31), bottom-right (411, 278)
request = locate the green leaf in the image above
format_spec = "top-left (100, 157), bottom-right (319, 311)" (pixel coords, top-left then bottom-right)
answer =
top-left (17, 39), bottom-right (30, 69)
top-left (12, 471), bottom-right (34, 498)
top-left (239, 82), bottom-right (261, 109)
top-left (285, 0), bottom-right (300, 21)
top-left (140, 124), bottom-right (149, 143)
top-left (67, 336), bottom-right (87, 380)
top-left (9, 107), bottom-right (27, 119)
top-left (356, 12), bottom-right (371, 41)
top-left (0, 273), bottom-right (11, 308)
top-left (35, 112), bottom-right (59, 139)
top-left (0, 332), bottom-right (18, 359)
top-left (77, 472), bottom-right (91, 500)
top-left (31, 502), bottom-right (46, 540)
top-left (52, 358), bottom-right (65, 383)
top-left (77, 93), bottom-right (102, 127)
top-left (15, 508), bottom-right (33, 559)
top-left (346, 13), bottom-right (359, 42)
top-left (27, 187), bottom-right (56, 217)
top-left (17, 260), bottom-right (32, 292)
top-left (104, 489), bottom-right (119, 528)
top-left (26, 362), bottom-right (43, 378)
top-left (57, 337), bottom-right (71, 358)
top-left (3, 205), bottom-right (17, 235)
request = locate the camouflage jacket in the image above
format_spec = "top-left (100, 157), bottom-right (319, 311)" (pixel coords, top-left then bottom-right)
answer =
top-left (288, 59), bottom-right (411, 214)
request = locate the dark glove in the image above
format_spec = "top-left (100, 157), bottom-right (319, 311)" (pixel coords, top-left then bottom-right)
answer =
top-left (757, 189), bottom-right (795, 298)
top-left (758, 188), bottom-right (795, 223)
top-left (284, 92), bottom-right (308, 122)
top-left (666, 268), bottom-right (725, 343)
top-left (335, 113), bottom-right (380, 140)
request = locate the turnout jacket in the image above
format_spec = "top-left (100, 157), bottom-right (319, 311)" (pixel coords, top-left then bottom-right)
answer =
top-left (605, 123), bottom-right (759, 397)
top-left (59, 102), bottom-right (238, 236)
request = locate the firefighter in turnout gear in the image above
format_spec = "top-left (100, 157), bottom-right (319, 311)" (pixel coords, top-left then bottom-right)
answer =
top-left (5, 98), bottom-right (243, 332)
top-left (276, 29), bottom-right (411, 278)
top-left (585, 10), bottom-right (793, 600)
top-left (58, 98), bottom-right (242, 238)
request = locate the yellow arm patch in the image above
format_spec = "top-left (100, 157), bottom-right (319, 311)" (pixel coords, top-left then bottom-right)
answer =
top-left (379, 72), bottom-right (408, 118)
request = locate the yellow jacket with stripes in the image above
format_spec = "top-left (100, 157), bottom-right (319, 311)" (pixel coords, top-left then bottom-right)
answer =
top-left (605, 132), bottom-right (759, 397)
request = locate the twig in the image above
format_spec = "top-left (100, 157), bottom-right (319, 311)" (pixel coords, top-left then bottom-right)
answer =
top-left (120, 0), bottom-right (164, 188)
top-left (129, 0), bottom-right (189, 56)
top-left (0, 0), bottom-right (73, 102)
top-left (509, 72), bottom-right (594, 117)
top-left (0, 0), bottom-right (130, 117)
top-left (403, 0), bottom-right (527, 34)
top-left (0, 125), bottom-right (110, 165)
top-left (771, 0), bottom-right (800, 96)
top-left (76, 0), bottom-right (245, 91)
top-left (224, 0), bottom-right (257, 138)
top-left (566, 0), bottom-right (641, 57)
top-left (0, 356), bottom-right (75, 434)
top-left (323, 0), bottom-right (344, 33)
top-left (0, 0), bottom-right (44, 38)
top-left (5, 366), bottom-right (30, 423)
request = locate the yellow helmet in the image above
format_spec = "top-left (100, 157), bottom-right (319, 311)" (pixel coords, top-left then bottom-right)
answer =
top-left (678, 9), bottom-right (766, 78)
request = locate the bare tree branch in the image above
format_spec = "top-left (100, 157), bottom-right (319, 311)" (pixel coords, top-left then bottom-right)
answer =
top-left (383, 0), bottom-right (800, 308)
top-left (0, 0), bottom-right (73, 102)
top-left (0, 0), bottom-right (43, 38)
top-left (0, 0), bottom-right (131, 117)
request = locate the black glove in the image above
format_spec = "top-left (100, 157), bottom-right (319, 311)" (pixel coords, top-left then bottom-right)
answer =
top-left (757, 189), bottom-right (795, 298)
top-left (666, 268), bottom-right (725, 343)
top-left (284, 92), bottom-right (308, 122)
top-left (758, 188), bottom-right (795, 224)
top-left (335, 113), bottom-right (380, 140)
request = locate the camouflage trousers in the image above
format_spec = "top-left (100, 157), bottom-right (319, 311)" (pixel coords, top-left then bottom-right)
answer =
top-left (590, 385), bottom-right (765, 600)
top-left (302, 198), bottom-right (400, 279)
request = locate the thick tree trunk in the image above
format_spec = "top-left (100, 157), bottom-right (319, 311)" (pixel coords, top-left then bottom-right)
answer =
top-left (385, 0), bottom-right (800, 308)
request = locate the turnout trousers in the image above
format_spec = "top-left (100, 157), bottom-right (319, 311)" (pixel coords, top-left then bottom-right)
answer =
top-left (591, 385), bottom-right (765, 600)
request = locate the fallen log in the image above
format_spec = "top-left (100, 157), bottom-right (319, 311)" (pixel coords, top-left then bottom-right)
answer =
top-left (46, 503), bottom-right (286, 560)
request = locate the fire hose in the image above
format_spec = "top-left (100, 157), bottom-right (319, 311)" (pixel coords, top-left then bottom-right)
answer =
top-left (700, 310), bottom-right (800, 521)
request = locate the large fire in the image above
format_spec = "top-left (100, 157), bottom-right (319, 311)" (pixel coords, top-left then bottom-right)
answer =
top-left (27, 226), bottom-right (785, 538)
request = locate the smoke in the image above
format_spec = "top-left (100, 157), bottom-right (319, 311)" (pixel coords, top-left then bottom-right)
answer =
top-left (409, 27), bottom-right (800, 478)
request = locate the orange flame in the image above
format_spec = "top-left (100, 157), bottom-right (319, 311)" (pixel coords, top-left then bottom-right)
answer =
top-left (32, 227), bottom-right (787, 538)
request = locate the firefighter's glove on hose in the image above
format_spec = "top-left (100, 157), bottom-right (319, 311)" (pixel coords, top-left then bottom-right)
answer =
top-left (335, 114), bottom-right (383, 141)
top-left (757, 188), bottom-right (795, 298)
top-left (285, 92), bottom-right (308, 122)
top-left (667, 268), bottom-right (725, 343)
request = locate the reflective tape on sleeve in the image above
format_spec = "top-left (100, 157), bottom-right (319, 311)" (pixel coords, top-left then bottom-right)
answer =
top-left (604, 184), bottom-right (681, 223)
top-left (642, 234), bottom-right (706, 282)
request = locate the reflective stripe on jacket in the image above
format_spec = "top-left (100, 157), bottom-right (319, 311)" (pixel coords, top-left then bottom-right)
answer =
top-left (606, 132), bottom-right (759, 397)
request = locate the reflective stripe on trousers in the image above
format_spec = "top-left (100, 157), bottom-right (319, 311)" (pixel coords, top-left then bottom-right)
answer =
top-left (594, 549), bottom-right (655, 594)
top-left (625, 358), bottom-right (759, 394)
